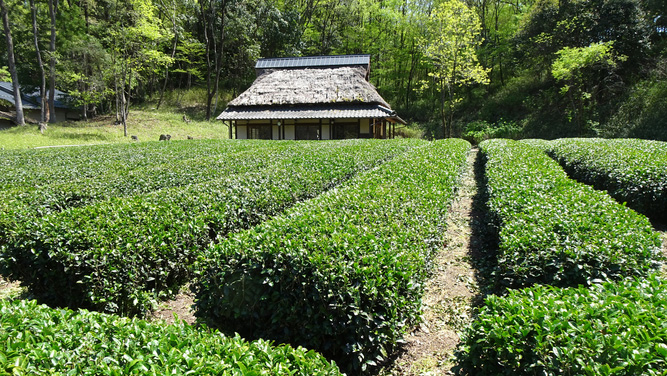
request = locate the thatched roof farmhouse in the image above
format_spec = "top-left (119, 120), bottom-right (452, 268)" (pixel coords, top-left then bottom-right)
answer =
top-left (217, 55), bottom-right (404, 140)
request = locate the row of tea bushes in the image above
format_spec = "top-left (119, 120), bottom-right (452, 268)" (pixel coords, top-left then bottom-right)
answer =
top-left (0, 299), bottom-right (342, 375)
top-left (0, 146), bottom-right (298, 241)
top-left (0, 140), bottom-right (391, 233)
top-left (0, 139), bottom-right (270, 191)
top-left (545, 138), bottom-right (667, 220)
top-left (457, 276), bottom-right (667, 375)
top-left (195, 139), bottom-right (471, 375)
top-left (480, 139), bottom-right (661, 289)
top-left (1, 139), bottom-right (418, 316)
top-left (0, 146), bottom-right (288, 216)
top-left (455, 139), bottom-right (664, 375)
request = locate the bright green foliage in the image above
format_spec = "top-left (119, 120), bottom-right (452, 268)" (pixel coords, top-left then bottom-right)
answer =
top-left (462, 119), bottom-right (521, 145)
top-left (546, 138), bottom-right (667, 220)
top-left (551, 42), bottom-right (620, 82)
top-left (0, 139), bottom-right (418, 316)
top-left (0, 299), bottom-right (342, 375)
top-left (456, 276), bottom-right (667, 375)
top-left (480, 139), bottom-right (661, 289)
top-left (518, 138), bottom-right (553, 151)
top-left (551, 42), bottom-right (626, 131)
top-left (195, 139), bottom-right (471, 375)
top-left (0, 65), bottom-right (8, 81)
top-left (420, 0), bottom-right (489, 137)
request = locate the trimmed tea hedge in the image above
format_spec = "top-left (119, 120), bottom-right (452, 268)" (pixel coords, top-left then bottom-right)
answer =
top-left (519, 138), bottom-right (553, 152)
top-left (480, 139), bottom-right (661, 289)
top-left (0, 299), bottom-right (342, 375)
top-left (0, 142), bottom-right (290, 220)
top-left (1, 139), bottom-right (418, 316)
top-left (0, 139), bottom-right (269, 191)
top-left (195, 139), bottom-right (471, 374)
top-left (456, 276), bottom-right (667, 376)
top-left (546, 138), bottom-right (667, 220)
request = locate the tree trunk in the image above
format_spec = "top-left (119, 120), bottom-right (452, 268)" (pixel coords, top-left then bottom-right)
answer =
top-left (0, 0), bottom-right (25, 126)
top-left (201, 0), bottom-right (214, 120)
top-left (157, 36), bottom-right (178, 110)
top-left (120, 62), bottom-right (129, 137)
top-left (203, 0), bottom-right (227, 121)
top-left (30, 0), bottom-right (48, 126)
top-left (48, 0), bottom-right (58, 123)
top-left (439, 80), bottom-right (447, 139)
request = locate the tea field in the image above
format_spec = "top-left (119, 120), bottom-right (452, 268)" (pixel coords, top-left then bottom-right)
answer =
top-left (0, 137), bottom-right (665, 375)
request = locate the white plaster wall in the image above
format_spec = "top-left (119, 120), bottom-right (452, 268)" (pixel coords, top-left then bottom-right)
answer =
top-left (237, 125), bottom-right (248, 139)
top-left (360, 119), bottom-right (370, 134)
top-left (321, 123), bottom-right (330, 140)
top-left (285, 125), bottom-right (295, 140)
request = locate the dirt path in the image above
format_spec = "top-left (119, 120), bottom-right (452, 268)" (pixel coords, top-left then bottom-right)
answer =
top-left (149, 285), bottom-right (196, 325)
top-left (379, 148), bottom-right (488, 376)
top-left (658, 222), bottom-right (667, 275)
top-left (0, 277), bottom-right (22, 300)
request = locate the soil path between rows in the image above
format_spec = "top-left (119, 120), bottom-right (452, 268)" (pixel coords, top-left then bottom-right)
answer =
top-left (379, 147), bottom-right (486, 376)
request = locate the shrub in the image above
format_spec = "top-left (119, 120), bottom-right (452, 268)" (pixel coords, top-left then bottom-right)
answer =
top-left (1, 140), bottom-right (418, 316)
top-left (480, 139), bottom-right (662, 289)
top-left (546, 138), bottom-right (667, 220)
top-left (0, 140), bottom-right (283, 214)
top-left (195, 139), bottom-right (471, 375)
top-left (456, 276), bottom-right (667, 376)
top-left (0, 299), bottom-right (342, 375)
top-left (462, 119), bottom-right (522, 145)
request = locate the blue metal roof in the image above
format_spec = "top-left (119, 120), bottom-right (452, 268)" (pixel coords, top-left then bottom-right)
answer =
top-left (0, 81), bottom-right (72, 109)
top-left (0, 82), bottom-right (40, 109)
top-left (256, 55), bottom-right (371, 70)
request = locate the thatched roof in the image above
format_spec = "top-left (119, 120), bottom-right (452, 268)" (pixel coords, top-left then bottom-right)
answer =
top-left (227, 67), bottom-right (390, 108)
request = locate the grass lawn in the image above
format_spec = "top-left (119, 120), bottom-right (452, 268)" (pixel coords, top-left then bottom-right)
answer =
top-left (0, 106), bottom-right (230, 150)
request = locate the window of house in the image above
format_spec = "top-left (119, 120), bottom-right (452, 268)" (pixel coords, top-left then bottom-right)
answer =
top-left (248, 124), bottom-right (272, 139)
top-left (295, 124), bottom-right (320, 140)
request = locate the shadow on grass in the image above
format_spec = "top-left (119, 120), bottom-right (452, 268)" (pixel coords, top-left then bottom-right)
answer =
top-left (57, 132), bottom-right (111, 142)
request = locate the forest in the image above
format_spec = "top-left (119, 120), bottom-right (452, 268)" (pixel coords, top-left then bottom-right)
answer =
top-left (1, 0), bottom-right (666, 140)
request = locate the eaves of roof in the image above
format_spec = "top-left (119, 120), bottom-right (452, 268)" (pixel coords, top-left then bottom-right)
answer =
top-left (217, 104), bottom-right (406, 124)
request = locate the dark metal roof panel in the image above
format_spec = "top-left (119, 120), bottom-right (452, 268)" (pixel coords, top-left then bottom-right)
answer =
top-left (0, 82), bottom-right (40, 109)
top-left (256, 55), bottom-right (370, 70)
top-left (217, 104), bottom-right (405, 124)
top-left (0, 81), bottom-right (70, 109)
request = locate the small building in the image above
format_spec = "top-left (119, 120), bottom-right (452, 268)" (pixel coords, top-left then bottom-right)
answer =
top-left (217, 55), bottom-right (405, 140)
top-left (0, 81), bottom-right (81, 126)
